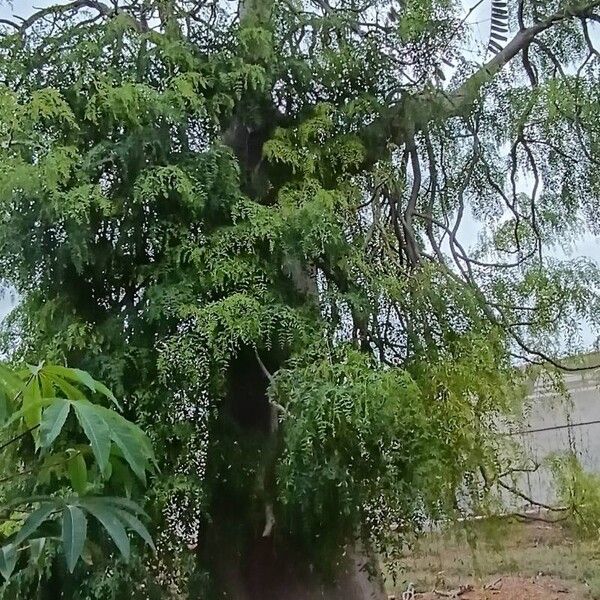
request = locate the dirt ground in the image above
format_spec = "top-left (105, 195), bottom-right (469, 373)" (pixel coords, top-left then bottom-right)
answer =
top-left (415, 576), bottom-right (584, 600)
top-left (388, 518), bottom-right (600, 600)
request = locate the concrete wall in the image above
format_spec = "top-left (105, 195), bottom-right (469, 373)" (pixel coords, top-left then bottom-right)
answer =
top-left (508, 370), bottom-right (600, 509)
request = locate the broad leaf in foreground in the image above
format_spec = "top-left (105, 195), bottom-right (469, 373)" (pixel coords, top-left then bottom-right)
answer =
top-left (0, 544), bottom-right (17, 581)
top-left (99, 406), bottom-right (153, 483)
top-left (13, 504), bottom-right (55, 546)
top-left (81, 500), bottom-right (130, 561)
top-left (114, 508), bottom-right (156, 552)
top-left (72, 402), bottom-right (111, 475)
top-left (62, 505), bottom-right (87, 573)
top-left (67, 452), bottom-right (88, 495)
top-left (39, 398), bottom-right (70, 447)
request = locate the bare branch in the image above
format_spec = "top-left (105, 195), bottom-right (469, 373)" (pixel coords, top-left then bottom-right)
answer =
top-left (13, 0), bottom-right (148, 33)
top-left (444, 2), bottom-right (600, 117)
top-left (496, 479), bottom-right (568, 512)
top-left (17, 1), bottom-right (113, 30)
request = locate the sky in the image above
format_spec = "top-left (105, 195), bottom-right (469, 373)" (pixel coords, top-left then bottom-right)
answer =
top-left (1, 0), bottom-right (599, 343)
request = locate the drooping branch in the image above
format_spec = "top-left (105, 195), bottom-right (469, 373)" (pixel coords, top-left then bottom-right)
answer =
top-left (403, 132), bottom-right (422, 267)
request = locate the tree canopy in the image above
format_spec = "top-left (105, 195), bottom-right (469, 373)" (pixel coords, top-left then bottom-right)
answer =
top-left (0, 0), bottom-right (600, 598)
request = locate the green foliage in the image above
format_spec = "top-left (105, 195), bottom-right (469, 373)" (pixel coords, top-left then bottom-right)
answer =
top-left (275, 333), bottom-right (523, 559)
top-left (0, 363), bottom-right (155, 585)
top-left (63, 505), bottom-right (87, 573)
top-left (276, 347), bottom-right (434, 543)
top-left (0, 0), bottom-right (599, 596)
top-left (552, 453), bottom-right (600, 539)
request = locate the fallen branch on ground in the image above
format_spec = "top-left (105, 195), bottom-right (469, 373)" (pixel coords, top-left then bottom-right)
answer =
top-left (433, 584), bottom-right (473, 598)
top-left (484, 577), bottom-right (503, 590)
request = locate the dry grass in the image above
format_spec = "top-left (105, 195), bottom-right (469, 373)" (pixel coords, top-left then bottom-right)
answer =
top-left (387, 518), bottom-right (600, 599)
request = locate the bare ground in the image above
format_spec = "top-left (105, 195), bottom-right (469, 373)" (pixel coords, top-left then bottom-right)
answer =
top-left (416, 576), bottom-right (584, 600)
top-left (388, 518), bottom-right (600, 600)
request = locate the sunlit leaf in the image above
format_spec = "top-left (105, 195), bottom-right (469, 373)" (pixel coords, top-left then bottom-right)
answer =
top-left (22, 377), bottom-right (42, 428)
top-left (0, 365), bottom-right (23, 399)
top-left (3, 397), bottom-right (55, 427)
top-left (39, 374), bottom-right (54, 401)
top-left (0, 390), bottom-right (7, 425)
top-left (42, 366), bottom-right (120, 407)
top-left (39, 398), bottom-right (71, 447)
top-left (44, 372), bottom-right (86, 401)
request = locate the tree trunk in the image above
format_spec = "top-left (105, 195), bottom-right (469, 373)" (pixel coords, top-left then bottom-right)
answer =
top-left (208, 531), bottom-right (387, 600)
top-left (201, 340), bottom-right (388, 600)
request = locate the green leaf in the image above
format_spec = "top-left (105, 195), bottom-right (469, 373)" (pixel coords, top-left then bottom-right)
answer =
top-left (43, 365), bottom-right (95, 392)
top-left (0, 390), bottom-right (7, 425)
top-left (39, 398), bottom-right (71, 447)
top-left (27, 362), bottom-right (44, 377)
top-left (23, 377), bottom-right (42, 428)
top-left (18, 521), bottom-right (61, 541)
top-left (42, 366), bottom-right (120, 408)
top-left (0, 364), bottom-right (25, 398)
top-left (29, 538), bottom-right (45, 564)
top-left (3, 397), bottom-right (55, 427)
top-left (14, 504), bottom-right (55, 546)
top-left (0, 544), bottom-right (17, 580)
top-left (99, 496), bottom-right (148, 517)
top-left (48, 375), bottom-right (87, 401)
top-left (62, 505), bottom-right (87, 573)
top-left (99, 407), bottom-right (153, 482)
top-left (80, 542), bottom-right (94, 566)
top-left (69, 369), bottom-right (96, 393)
top-left (72, 402), bottom-right (111, 475)
top-left (40, 373), bottom-right (54, 400)
top-left (81, 500), bottom-right (130, 561)
top-left (68, 453), bottom-right (88, 495)
top-left (93, 381), bottom-right (121, 409)
top-left (114, 508), bottom-right (155, 552)
top-left (109, 457), bottom-right (133, 498)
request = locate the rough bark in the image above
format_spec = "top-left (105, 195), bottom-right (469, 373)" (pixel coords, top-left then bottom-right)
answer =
top-left (209, 532), bottom-right (387, 600)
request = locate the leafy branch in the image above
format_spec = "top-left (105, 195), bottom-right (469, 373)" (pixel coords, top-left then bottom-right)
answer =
top-left (0, 363), bottom-right (156, 579)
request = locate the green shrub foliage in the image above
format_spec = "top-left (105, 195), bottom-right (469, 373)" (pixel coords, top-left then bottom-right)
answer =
top-left (0, 0), bottom-right (599, 596)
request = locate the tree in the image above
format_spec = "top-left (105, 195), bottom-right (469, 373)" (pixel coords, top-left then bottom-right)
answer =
top-left (0, 362), bottom-right (155, 598)
top-left (0, 0), bottom-right (599, 597)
